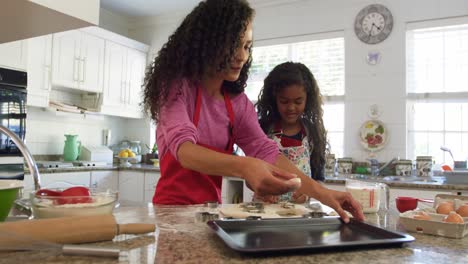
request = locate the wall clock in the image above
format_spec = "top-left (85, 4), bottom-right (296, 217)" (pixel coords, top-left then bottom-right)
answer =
top-left (354, 4), bottom-right (393, 44)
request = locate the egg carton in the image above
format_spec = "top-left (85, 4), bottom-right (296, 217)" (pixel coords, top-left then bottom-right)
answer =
top-left (399, 194), bottom-right (468, 238)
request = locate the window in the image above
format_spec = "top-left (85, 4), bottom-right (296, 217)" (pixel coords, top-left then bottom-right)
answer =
top-left (407, 19), bottom-right (468, 164)
top-left (247, 33), bottom-right (345, 157)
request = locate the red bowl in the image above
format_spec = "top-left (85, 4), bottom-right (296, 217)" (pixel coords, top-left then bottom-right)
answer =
top-left (396, 196), bottom-right (418, 213)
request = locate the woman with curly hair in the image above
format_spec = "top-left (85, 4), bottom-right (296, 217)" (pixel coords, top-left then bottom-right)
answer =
top-left (255, 62), bottom-right (327, 203)
top-left (143, 0), bottom-right (363, 223)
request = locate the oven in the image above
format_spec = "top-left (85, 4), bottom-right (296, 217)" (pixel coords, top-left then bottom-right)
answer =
top-left (0, 67), bottom-right (27, 180)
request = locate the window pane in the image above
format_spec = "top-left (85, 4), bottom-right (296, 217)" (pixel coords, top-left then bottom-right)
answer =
top-left (324, 103), bottom-right (344, 158)
top-left (247, 37), bottom-right (344, 101)
top-left (445, 132), bottom-right (463, 162)
top-left (407, 24), bottom-right (468, 93)
top-left (292, 38), bottom-right (344, 96)
top-left (327, 131), bottom-right (344, 159)
top-left (412, 103), bottom-right (444, 131)
top-left (323, 104), bottom-right (344, 131)
top-left (411, 132), bottom-right (444, 162)
top-left (445, 103), bottom-right (462, 131)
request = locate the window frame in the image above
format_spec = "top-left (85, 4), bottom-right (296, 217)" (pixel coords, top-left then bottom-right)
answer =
top-left (406, 17), bottom-right (468, 162)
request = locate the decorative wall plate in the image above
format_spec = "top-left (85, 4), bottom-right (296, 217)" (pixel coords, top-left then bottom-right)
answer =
top-left (360, 120), bottom-right (387, 151)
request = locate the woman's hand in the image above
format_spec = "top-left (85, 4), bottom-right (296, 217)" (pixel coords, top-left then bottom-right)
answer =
top-left (240, 157), bottom-right (301, 196)
top-left (316, 188), bottom-right (365, 223)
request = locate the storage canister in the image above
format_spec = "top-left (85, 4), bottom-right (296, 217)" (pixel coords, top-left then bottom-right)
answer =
top-left (395, 160), bottom-right (412, 176)
top-left (337, 158), bottom-right (353, 175)
top-left (416, 156), bottom-right (433, 177)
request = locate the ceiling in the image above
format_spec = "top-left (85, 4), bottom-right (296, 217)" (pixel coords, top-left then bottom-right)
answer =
top-left (100, 0), bottom-right (203, 18)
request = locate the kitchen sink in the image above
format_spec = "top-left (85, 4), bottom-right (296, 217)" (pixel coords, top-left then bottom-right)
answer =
top-left (382, 176), bottom-right (439, 183)
top-left (326, 174), bottom-right (442, 184)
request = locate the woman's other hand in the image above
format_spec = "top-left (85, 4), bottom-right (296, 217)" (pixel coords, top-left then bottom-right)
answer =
top-left (241, 157), bottom-right (301, 196)
top-left (317, 188), bottom-right (365, 223)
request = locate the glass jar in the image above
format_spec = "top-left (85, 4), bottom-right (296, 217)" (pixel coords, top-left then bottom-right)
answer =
top-left (325, 154), bottom-right (336, 176)
top-left (395, 160), bottom-right (412, 176)
top-left (337, 157), bottom-right (353, 175)
top-left (129, 141), bottom-right (141, 155)
top-left (416, 156), bottom-right (433, 177)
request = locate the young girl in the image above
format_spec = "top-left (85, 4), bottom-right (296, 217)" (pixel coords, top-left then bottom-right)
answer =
top-left (143, 0), bottom-right (363, 223)
top-left (256, 62), bottom-right (327, 202)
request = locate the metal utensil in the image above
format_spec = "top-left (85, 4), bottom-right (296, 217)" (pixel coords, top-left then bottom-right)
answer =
top-left (440, 146), bottom-right (455, 163)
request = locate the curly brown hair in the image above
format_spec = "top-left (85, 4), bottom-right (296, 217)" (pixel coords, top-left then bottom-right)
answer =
top-left (143, 0), bottom-right (254, 122)
top-left (255, 62), bottom-right (327, 180)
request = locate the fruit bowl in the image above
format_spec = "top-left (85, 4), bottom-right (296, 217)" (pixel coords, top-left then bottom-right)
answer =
top-left (0, 180), bottom-right (23, 222)
top-left (118, 157), bottom-right (136, 167)
top-left (30, 187), bottom-right (118, 219)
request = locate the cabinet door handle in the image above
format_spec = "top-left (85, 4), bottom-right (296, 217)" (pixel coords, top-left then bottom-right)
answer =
top-left (82, 58), bottom-right (86, 83)
top-left (127, 81), bottom-right (131, 104)
top-left (80, 58), bottom-right (85, 83)
top-left (121, 81), bottom-right (126, 103)
top-left (73, 57), bottom-right (79, 81)
top-left (44, 65), bottom-right (51, 91)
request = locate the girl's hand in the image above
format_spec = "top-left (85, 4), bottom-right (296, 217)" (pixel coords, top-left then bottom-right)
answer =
top-left (291, 191), bottom-right (308, 204)
top-left (240, 157), bottom-right (301, 196)
top-left (316, 188), bottom-right (365, 223)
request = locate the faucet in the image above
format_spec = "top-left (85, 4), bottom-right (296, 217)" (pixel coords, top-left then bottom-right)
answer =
top-left (368, 157), bottom-right (399, 176)
top-left (0, 125), bottom-right (41, 190)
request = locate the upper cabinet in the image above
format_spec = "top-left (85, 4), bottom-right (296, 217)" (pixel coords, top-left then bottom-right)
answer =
top-left (0, 40), bottom-right (27, 71)
top-left (52, 30), bottom-right (105, 93)
top-left (101, 41), bottom-right (147, 119)
top-left (26, 35), bottom-right (52, 107)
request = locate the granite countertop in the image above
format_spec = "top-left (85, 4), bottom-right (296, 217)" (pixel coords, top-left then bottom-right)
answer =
top-left (1, 203), bottom-right (467, 263)
top-left (28, 163), bottom-right (161, 174)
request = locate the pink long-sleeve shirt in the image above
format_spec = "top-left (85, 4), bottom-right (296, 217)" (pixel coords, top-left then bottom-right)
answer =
top-left (156, 79), bottom-right (279, 165)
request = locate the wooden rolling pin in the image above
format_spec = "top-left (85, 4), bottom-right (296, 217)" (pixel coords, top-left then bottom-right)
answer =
top-left (0, 215), bottom-right (155, 249)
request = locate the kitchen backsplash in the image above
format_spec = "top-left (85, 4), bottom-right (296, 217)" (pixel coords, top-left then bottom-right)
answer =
top-left (25, 107), bottom-right (128, 155)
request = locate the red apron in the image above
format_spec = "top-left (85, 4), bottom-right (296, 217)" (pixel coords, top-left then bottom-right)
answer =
top-left (153, 86), bottom-right (235, 205)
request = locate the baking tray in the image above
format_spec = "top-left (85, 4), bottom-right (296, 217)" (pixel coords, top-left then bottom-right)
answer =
top-left (207, 217), bottom-right (414, 254)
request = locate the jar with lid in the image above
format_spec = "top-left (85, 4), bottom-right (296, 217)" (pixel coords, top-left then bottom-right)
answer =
top-left (337, 157), bottom-right (353, 175)
top-left (416, 156), bottom-right (433, 177)
top-left (325, 154), bottom-right (337, 177)
top-left (129, 141), bottom-right (142, 155)
top-left (395, 159), bottom-right (412, 176)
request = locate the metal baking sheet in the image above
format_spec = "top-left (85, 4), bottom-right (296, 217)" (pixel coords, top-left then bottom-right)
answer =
top-left (207, 217), bottom-right (414, 254)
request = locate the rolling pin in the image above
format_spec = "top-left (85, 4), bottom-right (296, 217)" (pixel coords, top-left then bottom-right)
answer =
top-left (0, 215), bottom-right (155, 249)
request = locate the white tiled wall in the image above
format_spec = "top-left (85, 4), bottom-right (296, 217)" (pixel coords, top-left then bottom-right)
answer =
top-left (25, 107), bottom-right (130, 155)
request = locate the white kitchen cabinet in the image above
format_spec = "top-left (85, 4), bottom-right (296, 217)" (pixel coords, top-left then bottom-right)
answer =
top-left (40, 172), bottom-right (91, 188)
top-left (144, 171), bottom-right (160, 203)
top-left (26, 35), bottom-right (52, 107)
top-left (118, 170), bottom-right (145, 203)
top-left (101, 40), bottom-right (146, 118)
top-left (0, 40), bottom-right (27, 70)
top-left (52, 30), bottom-right (104, 93)
top-left (90, 171), bottom-right (118, 191)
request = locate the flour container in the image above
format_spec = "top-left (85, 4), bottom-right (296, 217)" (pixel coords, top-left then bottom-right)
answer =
top-left (345, 179), bottom-right (389, 213)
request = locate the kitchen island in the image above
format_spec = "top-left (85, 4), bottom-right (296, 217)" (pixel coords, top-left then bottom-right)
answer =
top-left (1, 202), bottom-right (467, 263)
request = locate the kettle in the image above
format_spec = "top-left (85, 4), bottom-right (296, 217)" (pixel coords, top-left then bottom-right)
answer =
top-left (63, 134), bottom-right (81, 161)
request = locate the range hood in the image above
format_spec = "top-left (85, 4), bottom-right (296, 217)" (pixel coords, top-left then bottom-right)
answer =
top-left (1, 0), bottom-right (99, 44)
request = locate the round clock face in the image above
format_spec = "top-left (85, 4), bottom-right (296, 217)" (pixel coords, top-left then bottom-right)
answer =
top-left (354, 4), bottom-right (393, 44)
